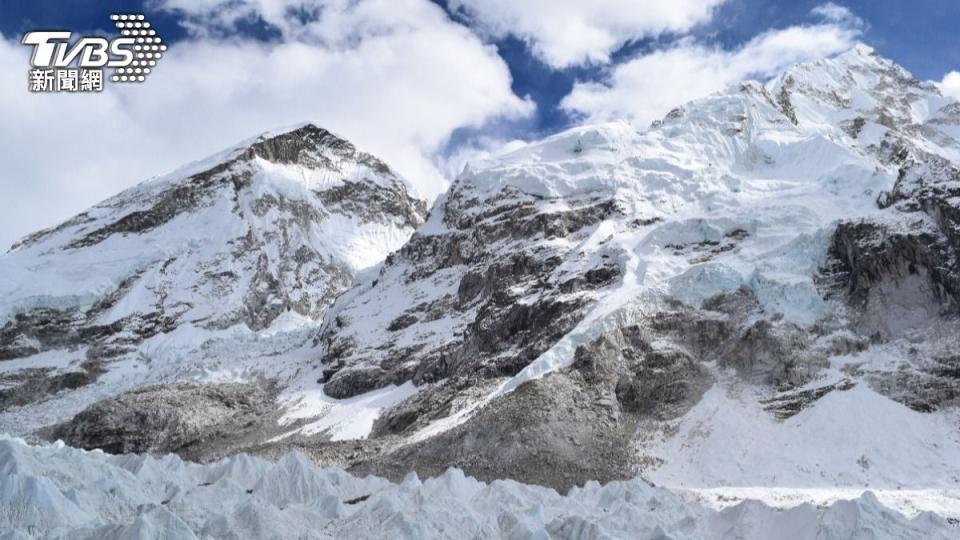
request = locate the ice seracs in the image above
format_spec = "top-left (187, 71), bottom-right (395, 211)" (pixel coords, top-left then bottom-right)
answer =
top-left (0, 436), bottom-right (954, 540)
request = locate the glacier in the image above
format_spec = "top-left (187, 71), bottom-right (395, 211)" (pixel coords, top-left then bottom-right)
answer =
top-left (0, 436), bottom-right (954, 540)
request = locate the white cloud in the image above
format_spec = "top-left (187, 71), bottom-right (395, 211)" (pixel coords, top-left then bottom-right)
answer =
top-left (811, 2), bottom-right (864, 27)
top-left (940, 71), bottom-right (960, 101)
top-left (0, 0), bottom-right (531, 250)
top-left (560, 17), bottom-right (861, 127)
top-left (435, 136), bottom-right (529, 181)
top-left (448, 0), bottom-right (726, 68)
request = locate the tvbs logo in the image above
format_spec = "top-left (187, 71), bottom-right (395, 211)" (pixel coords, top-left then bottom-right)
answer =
top-left (22, 14), bottom-right (165, 93)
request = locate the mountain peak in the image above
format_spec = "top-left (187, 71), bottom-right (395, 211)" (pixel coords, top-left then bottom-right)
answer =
top-left (133, 123), bottom-right (399, 200)
top-left (0, 124), bottom-right (427, 426)
top-left (759, 43), bottom-right (949, 136)
top-left (248, 123), bottom-right (349, 158)
top-left (240, 122), bottom-right (393, 174)
top-left (845, 42), bottom-right (876, 59)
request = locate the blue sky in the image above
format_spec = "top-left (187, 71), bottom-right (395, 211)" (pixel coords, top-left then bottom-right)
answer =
top-left (0, 0), bottom-right (958, 249)
top-left (470, 0), bottom-right (959, 136)
top-left (2, 0), bottom-right (957, 136)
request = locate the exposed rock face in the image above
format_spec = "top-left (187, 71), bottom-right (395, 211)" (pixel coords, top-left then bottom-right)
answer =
top-left (867, 354), bottom-right (960, 413)
top-left (0, 361), bottom-right (104, 412)
top-left (570, 323), bottom-right (713, 419)
top-left (353, 372), bottom-right (642, 492)
top-left (823, 217), bottom-right (957, 334)
top-left (318, 184), bottom-right (623, 400)
top-left (50, 383), bottom-right (278, 456)
top-left (0, 124), bottom-right (426, 432)
top-left (0, 302), bottom-right (177, 363)
top-left (349, 292), bottom-right (834, 489)
top-left (760, 378), bottom-right (856, 420)
top-left (720, 318), bottom-right (825, 387)
top-left (820, 143), bottom-right (960, 332)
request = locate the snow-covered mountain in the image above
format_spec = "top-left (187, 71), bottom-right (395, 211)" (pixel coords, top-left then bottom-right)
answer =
top-left (0, 124), bottom-right (426, 433)
top-left (284, 44), bottom-right (960, 491)
top-left (4, 43), bottom-right (960, 537)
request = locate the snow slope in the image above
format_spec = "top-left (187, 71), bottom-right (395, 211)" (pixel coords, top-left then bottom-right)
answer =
top-left (642, 376), bottom-right (960, 491)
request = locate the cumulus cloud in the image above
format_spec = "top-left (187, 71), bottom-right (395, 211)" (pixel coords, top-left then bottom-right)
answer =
top-left (560, 11), bottom-right (862, 127)
top-left (448, 0), bottom-right (726, 68)
top-left (0, 0), bottom-right (531, 250)
top-left (940, 71), bottom-right (960, 101)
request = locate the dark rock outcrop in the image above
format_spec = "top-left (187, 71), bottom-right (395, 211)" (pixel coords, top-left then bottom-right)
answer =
top-left (352, 371), bottom-right (641, 492)
top-left (0, 361), bottom-right (105, 412)
top-left (318, 186), bottom-right (624, 400)
top-left (571, 324), bottom-right (712, 420)
top-left (819, 141), bottom-right (960, 338)
top-left (50, 382), bottom-right (278, 456)
top-left (760, 379), bottom-right (856, 420)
